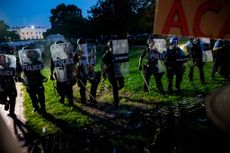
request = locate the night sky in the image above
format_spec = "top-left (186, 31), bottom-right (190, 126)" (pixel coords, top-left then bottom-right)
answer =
top-left (0, 0), bottom-right (97, 28)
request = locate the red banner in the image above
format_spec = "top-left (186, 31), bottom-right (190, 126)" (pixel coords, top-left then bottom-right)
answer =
top-left (154, 0), bottom-right (230, 39)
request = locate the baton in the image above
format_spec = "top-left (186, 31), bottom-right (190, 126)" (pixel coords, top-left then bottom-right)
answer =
top-left (140, 70), bottom-right (150, 92)
top-left (52, 80), bottom-right (57, 95)
top-left (78, 78), bottom-right (96, 102)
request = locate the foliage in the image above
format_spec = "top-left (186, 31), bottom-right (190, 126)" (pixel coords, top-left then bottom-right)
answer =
top-left (89, 0), bottom-right (133, 37)
top-left (88, 0), bottom-right (156, 36)
top-left (0, 20), bottom-right (20, 42)
top-left (45, 0), bottom-right (156, 38)
top-left (46, 3), bottom-right (88, 38)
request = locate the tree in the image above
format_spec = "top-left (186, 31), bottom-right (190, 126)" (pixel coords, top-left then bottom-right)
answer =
top-left (132, 0), bottom-right (156, 34)
top-left (47, 3), bottom-right (88, 38)
top-left (88, 0), bottom-right (156, 37)
top-left (0, 20), bottom-right (20, 42)
top-left (89, 0), bottom-right (134, 37)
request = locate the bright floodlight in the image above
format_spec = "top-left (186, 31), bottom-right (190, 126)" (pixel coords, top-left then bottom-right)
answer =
top-left (31, 25), bottom-right (35, 29)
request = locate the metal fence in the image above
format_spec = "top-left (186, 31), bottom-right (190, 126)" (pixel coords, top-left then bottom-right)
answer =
top-left (26, 94), bottom-right (207, 153)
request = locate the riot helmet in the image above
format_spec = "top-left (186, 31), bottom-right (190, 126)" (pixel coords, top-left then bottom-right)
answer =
top-left (22, 46), bottom-right (40, 63)
top-left (147, 37), bottom-right (155, 49)
top-left (26, 50), bottom-right (37, 62)
top-left (18, 46), bottom-right (43, 72)
top-left (169, 36), bottom-right (179, 49)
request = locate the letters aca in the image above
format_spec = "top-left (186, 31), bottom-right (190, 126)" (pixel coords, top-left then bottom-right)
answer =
top-left (162, 0), bottom-right (230, 39)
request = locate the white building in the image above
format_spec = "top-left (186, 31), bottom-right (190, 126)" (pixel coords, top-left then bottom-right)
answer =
top-left (9, 26), bottom-right (47, 40)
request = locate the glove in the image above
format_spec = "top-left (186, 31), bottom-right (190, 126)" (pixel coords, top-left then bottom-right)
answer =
top-left (138, 64), bottom-right (142, 71)
top-left (50, 74), bottom-right (55, 81)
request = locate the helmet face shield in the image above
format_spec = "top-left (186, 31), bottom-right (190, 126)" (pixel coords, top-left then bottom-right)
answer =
top-left (171, 40), bottom-right (178, 46)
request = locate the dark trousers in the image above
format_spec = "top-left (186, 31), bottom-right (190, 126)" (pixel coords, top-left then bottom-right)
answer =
top-left (220, 52), bottom-right (230, 78)
top-left (56, 81), bottom-right (73, 105)
top-left (167, 66), bottom-right (184, 93)
top-left (78, 73), bottom-right (101, 103)
top-left (0, 90), bottom-right (17, 114)
top-left (108, 77), bottom-right (121, 106)
top-left (189, 62), bottom-right (204, 83)
top-left (144, 67), bottom-right (164, 93)
top-left (26, 85), bottom-right (45, 111)
top-left (212, 55), bottom-right (222, 78)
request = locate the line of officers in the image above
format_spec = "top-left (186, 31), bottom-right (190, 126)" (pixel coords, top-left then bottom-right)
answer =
top-left (0, 36), bottom-right (230, 117)
top-left (0, 38), bottom-right (122, 117)
top-left (138, 36), bottom-right (230, 96)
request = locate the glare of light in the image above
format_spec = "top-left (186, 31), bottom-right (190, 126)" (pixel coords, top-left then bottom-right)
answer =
top-left (31, 25), bottom-right (35, 29)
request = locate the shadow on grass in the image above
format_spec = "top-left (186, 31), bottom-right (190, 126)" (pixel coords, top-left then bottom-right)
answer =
top-left (74, 100), bottom-right (148, 120)
top-left (120, 95), bottom-right (161, 105)
top-left (10, 115), bottom-right (40, 147)
top-left (42, 113), bottom-right (72, 131)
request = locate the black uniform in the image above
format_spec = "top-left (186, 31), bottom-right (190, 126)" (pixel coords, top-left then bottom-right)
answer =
top-left (165, 47), bottom-right (186, 94)
top-left (19, 60), bottom-right (46, 113)
top-left (102, 50), bottom-right (124, 107)
top-left (139, 47), bottom-right (165, 94)
top-left (186, 39), bottom-right (205, 83)
top-left (211, 39), bottom-right (226, 79)
top-left (215, 40), bottom-right (230, 78)
top-left (75, 52), bottom-right (100, 104)
top-left (0, 66), bottom-right (17, 116)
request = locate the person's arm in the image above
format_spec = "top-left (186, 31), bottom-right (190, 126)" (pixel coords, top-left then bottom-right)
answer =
top-left (213, 41), bottom-right (224, 52)
top-left (213, 46), bottom-right (223, 52)
top-left (50, 59), bottom-right (55, 80)
top-left (15, 57), bottom-right (23, 82)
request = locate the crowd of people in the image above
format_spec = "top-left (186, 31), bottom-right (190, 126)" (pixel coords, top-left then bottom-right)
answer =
top-left (0, 36), bottom-right (230, 117)
top-left (139, 36), bottom-right (230, 95)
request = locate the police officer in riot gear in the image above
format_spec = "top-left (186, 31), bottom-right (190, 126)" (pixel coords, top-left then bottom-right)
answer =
top-left (75, 38), bottom-right (101, 104)
top-left (138, 37), bottom-right (165, 95)
top-left (220, 40), bottom-right (230, 78)
top-left (211, 39), bottom-right (230, 79)
top-left (0, 54), bottom-right (17, 117)
top-left (50, 41), bottom-right (75, 106)
top-left (102, 40), bottom-right (124, 108)
top-left (185, 37), bottom-right (205, 84)
top-left (165, 36), bottom-right (187, 95)
top-left (18, 46), bottom-right (47, 114)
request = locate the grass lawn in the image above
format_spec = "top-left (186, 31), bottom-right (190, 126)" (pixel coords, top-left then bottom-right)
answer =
top-left (22, 46), bottom-right (227, 136)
